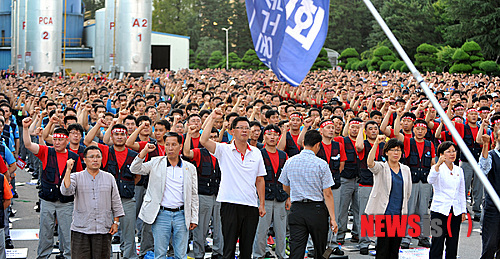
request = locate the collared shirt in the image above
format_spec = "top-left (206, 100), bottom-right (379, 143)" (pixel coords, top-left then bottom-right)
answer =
top-left (212, 141), bottom-right (267, 207)
top-left (428, 163), bottom-right (466, 216)
top-left (161, 160), bottom-right (184, 208)
top-left (278, 149), bottom-right (334, 202)
top-left (479, 149), bottom-right (500, 175)
top-left (60, 169), bottom-right (125, 234)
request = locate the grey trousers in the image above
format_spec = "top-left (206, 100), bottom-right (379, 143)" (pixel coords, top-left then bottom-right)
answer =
top-left (0, 228), bottom-right (6, 259)
top-left (402, 182), bottom-right (432, 244)
top-left (120, 198), bottom-right (138, 259)
top-left (71, 231), bottom-right (112, 259)
top-left (4, 207), bottom-right (9, 239)
top-left (139, 223), bottom-right (154, 257)
top-left (37, 199), bottom-right (73, 259)
top-left (337, 177), bottom-right (359, 240)
top-left (135, 185), bottom-right (146, 238)
top-left (461, 162), bottom-right (484, 214)
top-left (253, 200), bottom-right (287, 259)
top-left (358, 186), bottom-right (373, 249)
top-left (193, 194), bottom-right (223, 258)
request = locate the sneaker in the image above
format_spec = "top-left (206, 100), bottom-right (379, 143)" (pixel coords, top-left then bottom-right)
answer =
top-left (418, 239), bottom-right (431, 248)
top-left (400, 242), bottom-right (410, 249)
top-left (12, 192), bottom-right (18, 199)
top-left (5, 238), bottom-right (13, 249)
top-left (264, 251), bottom-right (275, 258)
top-left (473, 215), bottom-right (481, 222)
top-left (211, 254), bottom-right (223, 259)
top-left (351, 235), bottom-right (359, 243)
top-left (307, 249), bottom-right (314, 258)
top-left (205, 244), bottom-right (213, 252)
top-left (55, 253), bottom-right (64, 259)
top-left (112, 236), bottom-right (120, 244)
top-left (332, 247), bottom-right (344, 256)
top-left (360, 247), bottom-right (369, 255)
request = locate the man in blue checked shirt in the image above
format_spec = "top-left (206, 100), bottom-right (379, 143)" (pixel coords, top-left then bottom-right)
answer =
top-left (279, 130), bottom-right (338, 259)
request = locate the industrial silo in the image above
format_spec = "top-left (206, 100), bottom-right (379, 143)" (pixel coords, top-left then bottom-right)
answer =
top-left (0, 0), bottom-right (12, 48)
top-left (25, 0), bottom-right (63, 73)
top-left (94, 8), bottom-right (105, 70)
top-left (116, 0), bottom-right (151, 75)
top-left (62, 0), bottom-right (83, 47)
top-left (103, 0), bottom-right (115, 72)
top-left (9, 0), bottom-right (16, 69)
top-left (15, 0), bottom-right (26, 71)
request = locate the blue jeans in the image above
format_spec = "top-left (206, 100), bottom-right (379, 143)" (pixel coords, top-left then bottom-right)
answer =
top-left (152, 209), bottom-right (188, 259)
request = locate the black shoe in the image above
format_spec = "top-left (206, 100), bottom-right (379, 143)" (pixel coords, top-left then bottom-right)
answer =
top-left (32, 172), bottom-right (39, 179)
top-left (264, 251), bottom-right (275, 258)
top-left (5, 238), bottom-right (13, 249)
top-left (332, 247), bottom-right (344, 256)
top-left (351, 235), bottom-right (359, 243)
top-left (418, 239), bottom-right (431, 248)
top-left (360, 247), bottom-right (369, 255)
top-left (212, 254), bottom-right (223, 259)
top-left (473, 215), bottom-right (481, 222)
top-left (205, 244), bottom-right (213, 252)
top-left (400, 242), bottom-right (410, 249)
top-left (308, 249), bottom-right (314, 257)
top-left (12, 192), bottom-right (18, 199)
top-left (337, 239), bottom-right (344, 245)
top-left (55, 253), bottom-right (64, 259)
top-left (112, 236), bottom-right (120, 244)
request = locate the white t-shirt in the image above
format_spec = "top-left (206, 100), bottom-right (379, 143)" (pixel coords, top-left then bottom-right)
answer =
top-left (212, 142), bottom-right (267, 207)
top-left (161, 162), bottom-right (184, 208)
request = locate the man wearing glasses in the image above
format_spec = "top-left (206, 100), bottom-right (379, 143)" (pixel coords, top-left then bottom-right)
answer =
top-left (201, 108), bottom-right (267, 259)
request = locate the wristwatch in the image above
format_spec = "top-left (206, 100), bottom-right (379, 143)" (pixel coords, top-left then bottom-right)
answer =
top-left (113, 220), bottom-right (120, 226)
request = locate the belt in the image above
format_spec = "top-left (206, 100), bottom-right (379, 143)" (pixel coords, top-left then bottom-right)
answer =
top-left (160, 205), bottom-right (184, 212)
top-left (292, 199), bottom-right (322, 204)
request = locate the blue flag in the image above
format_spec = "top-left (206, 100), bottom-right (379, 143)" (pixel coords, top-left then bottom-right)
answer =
top-left (246, 0), bottom-right (330, 86)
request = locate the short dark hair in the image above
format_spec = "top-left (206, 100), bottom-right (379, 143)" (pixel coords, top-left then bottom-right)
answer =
top-left (437, 141), bottom-right (457, 158)
top-left (382, 138), bottom-right (404, 158)
top-left (365, 120), bottom-right (378, 130)
top-left (303, 130), bottom-right (322, 147)
top-left (53, 127), bottom-right (69, 137)
top-left (63, 115), bottom-right (78, 125)
top-left (67, 123), bottom-right (84, 135)
top-left (163, 132), bottom-right (183, 144)
top-left (263, 124), bottom-right (281, 135)
top-left (265, 109), bottom-right (279, 119)
top-left (136, 115), bottom-right (152, 127)
top-left (83, 145), bottom-right (102, 158)
top-left (154, 120), bottom-right (171, 131)
top-left (111, 124), bottom-right (128, 132)
top-left (231, 116), bottom-right (250, 130)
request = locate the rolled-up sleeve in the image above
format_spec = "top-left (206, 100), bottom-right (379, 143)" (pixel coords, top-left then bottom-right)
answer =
top-left (479, 153), bottom-right (492, 175)
top-left (369, 161), bottom-right (384, 175)
top-left (278, 161), bottom-right (290, 186)
top-left (130, 156), bottom-right (152, 175)
top-left (60, 173), bottom-right (77, 196)
top-left (111, 177), bottom-right (125, 218)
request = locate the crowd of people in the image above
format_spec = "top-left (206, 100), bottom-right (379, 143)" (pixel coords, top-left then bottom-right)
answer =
top-left (0, 68), bottom-right (499, 259)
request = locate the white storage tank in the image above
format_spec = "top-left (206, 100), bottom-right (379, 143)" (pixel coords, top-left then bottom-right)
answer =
top-left (16, 0), bottom-right (26, 71)
top-left (116, 0), bottom-right (151, 75)
top-left (103, 0), bottom-right (115, 72)
top-left (25, 0), bottom-right (62, 73)
top-left (94, 8), bottom-right (105, 70)
top-left (10, 0), bottom-right (17, 70)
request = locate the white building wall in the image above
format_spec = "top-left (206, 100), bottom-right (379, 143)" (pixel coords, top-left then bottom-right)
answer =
top-left (152, 32), bottom-right (189, 71)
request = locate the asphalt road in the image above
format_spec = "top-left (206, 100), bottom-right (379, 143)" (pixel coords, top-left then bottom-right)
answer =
top-left (9, 167), bottom-right (483, 258)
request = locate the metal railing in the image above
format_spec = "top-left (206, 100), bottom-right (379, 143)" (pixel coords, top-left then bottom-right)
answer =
top-left (62, 38), bottom-right (82, 47)
top-left (0, 37), bottom-right (11, 47)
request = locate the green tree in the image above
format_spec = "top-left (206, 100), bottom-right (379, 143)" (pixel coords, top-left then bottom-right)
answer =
top-left (195, 37), bottom-right (224, 62)
top-left (195, 50), bottom-right (209, 69)
top-left (415, 43), bottom-right (438, 72)
top-left (368, 0), bottom-right (442, 59)
top-left (189, 49), bottom-right (196, 69)
top-left (436, 46), bottom-right (457, 72)
top-left (312, 48), bottom-right (333, 70)
top-left (461, 41), bottom-right (484, 74)
top-left (240, 49), bottom-right (266, 70)
top-left (338, 48), bottom-right (360, 68)
top-left (442, 0), bottom-right (500, 60)
top-left (208, 51), bottom-right (224, 68)
top-left (198, 0), bottom-right (233, 43)
top-left (82, 0), bottom-right (104, 19)
top-left (369, 46), bottom-right (397, 71)
top-left (229, 0), bottom-right (253, 57)
top-left (449, 49), bottom-right (472, 74)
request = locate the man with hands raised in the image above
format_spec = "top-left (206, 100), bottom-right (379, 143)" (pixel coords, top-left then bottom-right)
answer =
top-left (60, 146), bottom-right (124, 259)
top-left (83, 118), bottom-right (139, 259)
top-left (130, 133), bottom-right (199, 259)
top-left (200, 108), bottom-right (267, 259)
top-left (22, 117), bottom-right (82, 259)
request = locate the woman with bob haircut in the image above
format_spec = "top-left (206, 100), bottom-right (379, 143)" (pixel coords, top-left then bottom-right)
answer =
top-left (428, 141), bottom-right (466, 259)
top-left (366, 136), bottom-right (412, 259)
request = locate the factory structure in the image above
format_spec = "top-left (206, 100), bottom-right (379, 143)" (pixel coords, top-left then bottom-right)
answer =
top-left (0, 0), bottom-right (189, 76)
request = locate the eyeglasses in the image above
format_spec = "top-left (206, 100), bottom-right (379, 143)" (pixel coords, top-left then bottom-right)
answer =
top-left (234, 126), bottom-right (250, 130)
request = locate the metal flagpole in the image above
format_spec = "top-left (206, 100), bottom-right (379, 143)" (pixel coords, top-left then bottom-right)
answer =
top-left (362, 0), bottom-right (500, 212)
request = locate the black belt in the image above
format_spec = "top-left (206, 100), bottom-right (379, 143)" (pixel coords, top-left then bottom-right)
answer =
top-left (292, 199), bottom-right (322, 204)
top-left (160, 205), bottom-right (184, 212)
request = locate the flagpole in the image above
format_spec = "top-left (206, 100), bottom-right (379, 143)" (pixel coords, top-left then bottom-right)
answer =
top-left (362, 0), bottom-right (500, 212)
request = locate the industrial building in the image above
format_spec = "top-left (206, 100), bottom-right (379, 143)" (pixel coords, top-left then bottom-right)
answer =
top-left (0, 0), bottom-right (189, 75)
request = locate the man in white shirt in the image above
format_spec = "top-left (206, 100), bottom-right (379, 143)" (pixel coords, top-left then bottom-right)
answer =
top-left (130, 132), bottom-right (199, 259)
top-left (200, 109), bottom-right (266, 259)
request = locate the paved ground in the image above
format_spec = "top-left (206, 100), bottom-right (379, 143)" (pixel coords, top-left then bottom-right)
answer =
top-left (9, 167), bottom-right (483, 258)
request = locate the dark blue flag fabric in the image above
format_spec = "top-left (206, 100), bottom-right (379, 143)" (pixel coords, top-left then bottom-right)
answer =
top-left (246, 0), bottom-right (330, 86)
